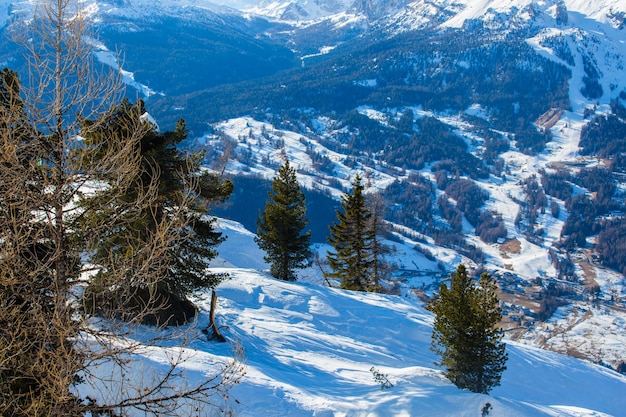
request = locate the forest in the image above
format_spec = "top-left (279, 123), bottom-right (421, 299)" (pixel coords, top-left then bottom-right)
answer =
top-left (147, 26), bottom-right (572, 138)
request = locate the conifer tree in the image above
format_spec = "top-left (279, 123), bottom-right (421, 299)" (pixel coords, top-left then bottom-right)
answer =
top-left (80, 99), bottom-right (233, 324)
top-left (255, 160), bottom-right (311, 281)
top-left (427, 264), bottom-right (508, 394)
top-left (326, 174), bottom-right (375, 290)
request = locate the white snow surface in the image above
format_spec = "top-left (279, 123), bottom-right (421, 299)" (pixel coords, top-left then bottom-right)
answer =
top-left (97, 219), bottom-right (626, 416)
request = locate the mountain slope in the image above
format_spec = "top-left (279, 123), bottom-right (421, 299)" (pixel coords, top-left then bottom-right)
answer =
top-left (0, 0), bottom-right (299, 97)
top-left (384, 0), bottom-right (626, 31)
top-left (186, 219), bottom-right (626, 416)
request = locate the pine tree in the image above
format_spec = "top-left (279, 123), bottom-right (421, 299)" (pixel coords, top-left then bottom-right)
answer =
top-left (326, 174), bottom-right (375, 290)
top-left (255, 160), bottom-right (311, 281)
top-left (427, 264), bottom-right (508, 394)
top-left (80, 100), bottom-right (233, 324)
top-left (143, 116), bottom-right (233, 301)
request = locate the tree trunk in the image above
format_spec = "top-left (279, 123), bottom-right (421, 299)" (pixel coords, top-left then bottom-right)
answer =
top-left (206, 289), bottom-right (226, 342)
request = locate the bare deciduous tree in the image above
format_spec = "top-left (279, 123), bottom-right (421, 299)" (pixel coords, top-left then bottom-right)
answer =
top-left (0, 1), bottom-right (243, 415)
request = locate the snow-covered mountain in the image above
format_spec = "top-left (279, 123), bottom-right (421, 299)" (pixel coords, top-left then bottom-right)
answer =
top-left (381, 0), bottom-right (626, 31)
top-left (3, 0), bottom-right (622, 27)
top-left (1, 0), bottom-right (625, 379)
top-left (206, 0), bottom-right (626, 29)
top-left (212, 0), bottom-right (355, 20)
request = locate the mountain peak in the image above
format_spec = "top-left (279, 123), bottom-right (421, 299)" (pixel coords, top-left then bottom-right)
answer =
top-left (205, 0), bottom-right (625, 30)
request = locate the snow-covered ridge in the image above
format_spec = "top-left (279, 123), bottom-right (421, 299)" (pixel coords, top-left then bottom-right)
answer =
top-left (0, 0), bottom-right (236, 27)
top-left (1, 0), bottom-right (622, 29)
top-left (436, 0), bottom-right (625, 28)
top-left (239, 0), bottom-right (355, 21)
top-left (78, 218), bottom-right (626, 416)
top-left (209, 0), bottom-right (625, 29)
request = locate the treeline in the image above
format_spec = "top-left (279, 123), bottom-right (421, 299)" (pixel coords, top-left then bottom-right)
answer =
top-left (432, 230), bottom-right (486, 264)
top-left (538, 163), bottom-right (622, 257)
top-left (442, 177), bottom-right (488, 227)
top-left (550, 166), bottom-right (620, 249)
top-left (306, 111), bottom-right (489, 179)
top-left (515, 175), bottom-right (548, 241)
top-left (382, 176), bottom-right (434, 232)
top-left (561, 195), bottom-right (603, 248)
top-left (563, 102), bottom-right (626, 273)
top-left (476, 211), bottom-right (507, 244)
top-left (515, 124), bottom-right (553, 154)
top-left (541, 169), bottom-right (573, 200)
top-left (542, 162), bottom-right (626, 275)
top-left (539, 34), bottom-right (575, 66)
top-left (386, 117), bottom-right (489, 177)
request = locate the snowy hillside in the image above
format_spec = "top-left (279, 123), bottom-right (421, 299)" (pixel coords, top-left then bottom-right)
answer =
top-left (394, 0), bottom-right (626, 30)
top-left (170, 219), bottom-right (626, 416)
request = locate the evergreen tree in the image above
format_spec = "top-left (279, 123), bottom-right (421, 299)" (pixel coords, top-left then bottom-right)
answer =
top-left (326, 174), bottom-right (375, 290)
top-left (151, 117), bottom-right (234, 298)
top-left (80, 99), bottom-right (233, 324)
top-left (427, 264), bottom-right (508, 394)
top-left (255, 160), bottom-right (311, 281)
